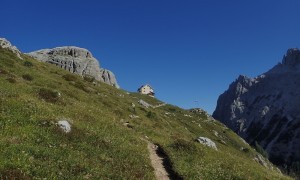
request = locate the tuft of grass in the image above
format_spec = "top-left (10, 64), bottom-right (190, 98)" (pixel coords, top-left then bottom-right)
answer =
top-left (62, 74), bottom-right (78, 81)
top-left (22, 74), bottom-right (34, 81)
top-left (146, 111), bottom-right (157, 119)
top-left (0, 168), bottom-right (31, 180)
top-left (23, 61), bottom-right (33, 67)
top-left (83, 75), bottom-right (95, 82)
top-left (0, 68), bottom-right (9, 75)
top-left (169, 138), bottom-right (197, 152)
top-left (72, 81), bottom-right (95, 93)
top-left (6, 77), bottom-right (17, 83)
top-left (38, 88), bottom-right (61, 103)
top-left (241, 147), bottom-right (250, 153)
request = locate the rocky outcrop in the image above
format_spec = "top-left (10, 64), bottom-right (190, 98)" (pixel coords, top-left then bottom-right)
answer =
top-left (197, 137), bottom-right (217, 150)
top-left (213, 48), bottom-right (300, 168)
top-left (138, 99), bottom-right (152, 108)
top-left (0, 38), bottom-right (23, 59)
top-left (99, 69), bottom-right (119, 88)
top-left (27, 46), bottom-right (119, 88)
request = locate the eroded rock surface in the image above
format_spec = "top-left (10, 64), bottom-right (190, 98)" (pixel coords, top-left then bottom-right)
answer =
top-left (0, 38), bottom-right (23, 59)
top-left (213, 48), bottom-right (300, 168)
top-left (197, 137), bottom-right (217, 150)
top-left (27, 46), bottom-right (119, 88)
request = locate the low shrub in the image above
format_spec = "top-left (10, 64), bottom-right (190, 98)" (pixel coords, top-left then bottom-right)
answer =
top-left (23, 61), bottom-right (33, 67)
top-left (170, 138), bottom-right (196, 151)
top-left (0, 168), bottom-right (31, 180)
top-left (38, 88), bottom-right (61, 103)
top-left (241, 147), bottom-right (250, 153)
top-left (74, 82), bottom-right (94, 93)
top-left (146, 111), bottom-right (157, 119)
top-left (6, 77), bottom-right (16, 83)
top-left (168, 107), bottom-right (177, 112)
top-left (83, 75), bottom-right (95, 82)
top-left (128, 107), bottom-right (136, 114)
top-left (22, 74), bottom-right (34, 81)
top-left (0, 68), bottom-right (8, 75)
top-left (139, 107), bottom-right (147, 112)
top-left (62, 74), bottom-right (78, 81)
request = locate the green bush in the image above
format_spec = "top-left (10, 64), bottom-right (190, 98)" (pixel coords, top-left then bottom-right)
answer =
top-left (83, 75), bottom-right (95, 82)
top-left (170, 138), bottom-right (196, 151)
top-left (38, 88), bottom-right (61, 103)
top-left (146, 111), bottom-right (157, 119)
top-left (0, 68), bottom-right (8, 75)
top-left (6, 77), bottom-right (16, 83)
top-left (114, 109), bottom-right (124, 117)
top-left (139, 107), bottom-right (147, 112)
top-left (74, 82), bottom-right (89, 92)
top-left (22, 74), bottom-right (34, 81)
top-left (23, 61), bottom-right (33, 67)
top-left (62, 74), bottom-right (78, 81)
top-left (0, 168), bottom-right (31, 180)
top-left (168, 107), bottom-right (177, 112)
top-left (241, 147), bottom-right (250, 153)
top-left (128, 107), bottom-right (136, 114)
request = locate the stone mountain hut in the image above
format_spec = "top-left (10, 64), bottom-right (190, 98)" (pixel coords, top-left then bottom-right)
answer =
top-left (138, 84), bottom-right (155, 97)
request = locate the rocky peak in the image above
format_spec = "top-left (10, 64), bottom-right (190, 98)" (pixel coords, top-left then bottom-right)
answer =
top-left (27, 46), bottom-right (119, 88)
top-left (0, 38), bottom-right (23, 59)
top-left (47, 46), bottom-right (93, 59)
top-left (226, 75), bottom-right (256, 97)
top-left (282, 48), bottom-right (300, 67)
top-left (236, 75), bottom-right (257, 86)
top-left (213, 48), bottom-right (300, 171)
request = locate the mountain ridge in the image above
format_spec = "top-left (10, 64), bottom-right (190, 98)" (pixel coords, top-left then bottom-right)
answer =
top-left (213, 48), bottom-right (300, 176)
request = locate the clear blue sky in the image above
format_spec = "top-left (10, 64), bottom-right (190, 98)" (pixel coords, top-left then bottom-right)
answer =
top-left (1, 0), bottom-right (300, 113)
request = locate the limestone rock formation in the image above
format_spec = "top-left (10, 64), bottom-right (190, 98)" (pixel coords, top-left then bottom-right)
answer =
top-left (138, 99), bottom-right (152, 108)
top-left (213, 48), bottom-right (300, 169)
top-left (99, 69), bottom-right (119, 88)
top-left (197, 137), bottom-right (217, 150)
top-left (0, 38), bottom-right (23, 59)
top-left (27, 46), bottom-right (119, 88)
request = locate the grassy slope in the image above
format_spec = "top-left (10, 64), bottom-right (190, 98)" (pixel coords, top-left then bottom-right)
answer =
top-left (0, 48), bottom-right (291, 179)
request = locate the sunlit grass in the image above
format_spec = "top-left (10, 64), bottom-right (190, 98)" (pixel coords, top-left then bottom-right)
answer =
top-left (0, 48), bottom-right (291, 179)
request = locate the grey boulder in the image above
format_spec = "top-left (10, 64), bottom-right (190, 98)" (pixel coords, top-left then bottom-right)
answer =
top-left (197, 137), bottom-right (217, 150)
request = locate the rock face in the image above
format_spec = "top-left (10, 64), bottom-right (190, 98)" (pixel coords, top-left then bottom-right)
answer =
top-left (27, 46), bottom-right (119, 88)
top-left (213, 48), bottom-right (300, 168)
top-left (0, 38), bottom-right (23, 59)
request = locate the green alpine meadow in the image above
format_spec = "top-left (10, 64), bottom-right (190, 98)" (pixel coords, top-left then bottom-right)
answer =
top-left (0, 46), bottom-right (291, 179)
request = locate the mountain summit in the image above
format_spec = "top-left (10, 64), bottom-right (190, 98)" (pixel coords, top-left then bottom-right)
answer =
top-left (213, 48), bottom-right (300, 172)
top-left (282, 48), bottom-right (300, 67)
